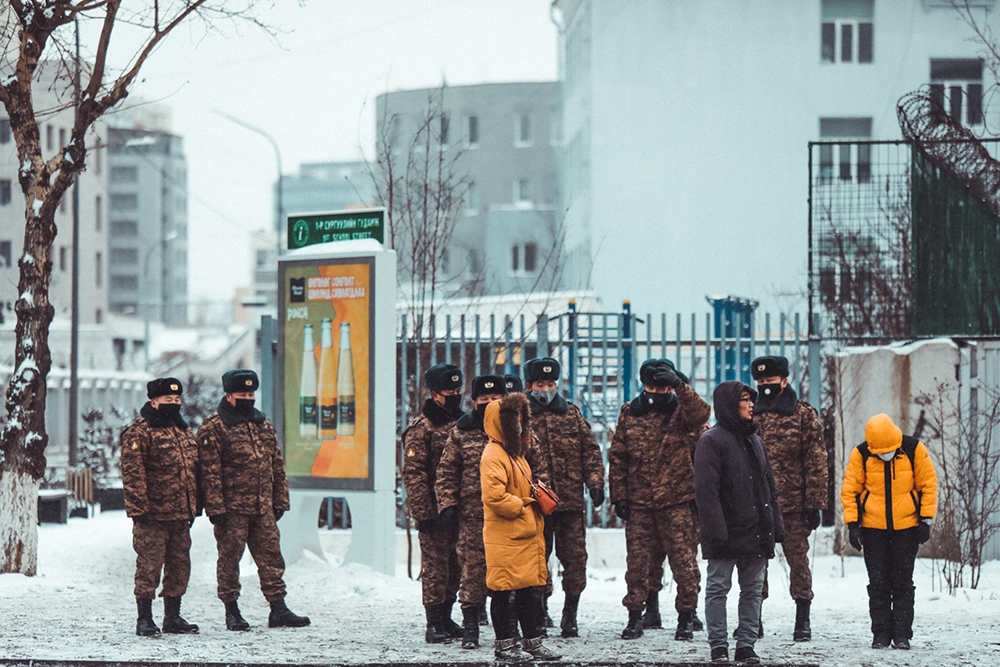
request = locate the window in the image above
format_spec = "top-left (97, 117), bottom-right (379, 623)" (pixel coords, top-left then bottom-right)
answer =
top-left (58, 128), bottom-right (65, 149)
top-left (95, 252), bottom-right (102, 287)
top-left (46, 125), bottom-right (53, 151)
top-left (0, 240), bottom-right (10, 268)
top-left (510, 243), bottom-right (539, 275)
top-left (516, 113), bottom-right (533, 147)
top-left (930, 59), bottom-right (984, 126)
top-left (111, 220), bottom-right (138, 236)
top-left (467, 115), bottom-right (479, 147)
top-left (550, 109), bottom-right (562, 147)
top-left (465, 181), bottom-right (479, 214)
top-left (439, 113), bottom-right (450, 145)
top-left (515, 178), bottom-right (532, 206)
top-left (111, 166), bottom-right (138, 183)
top-left (0, 119), bottom-right (10, 144)
top-left (95, 196), bottom-right (102, 231)
top-left (59, 246), bottom-right (66, 272)
top-left (111, 248), bottom-right (138, 264)
top-left (111, 194), bottom-right (138, 211)
top-left (0, 179), bottom-right (11, 205)
top-left (111, 275), bottom-right (138, 291)
top-left (819, 118), bottom-right (872, 183)
top-left (95, 309), bottom-right (102, 324)
top-left (821, 0), bottom-right (873, 64)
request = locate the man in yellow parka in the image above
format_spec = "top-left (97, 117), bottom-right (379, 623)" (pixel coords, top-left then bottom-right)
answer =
top-left (841, 413), bottom-right (937, 651)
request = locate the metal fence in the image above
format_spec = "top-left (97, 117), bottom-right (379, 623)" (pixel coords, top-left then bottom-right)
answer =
top-left (396, 304), bottom-right (815, 527)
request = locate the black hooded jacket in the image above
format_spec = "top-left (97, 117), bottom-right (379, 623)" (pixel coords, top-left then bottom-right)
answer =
top-left (694, 380), bottom-right (784, 559)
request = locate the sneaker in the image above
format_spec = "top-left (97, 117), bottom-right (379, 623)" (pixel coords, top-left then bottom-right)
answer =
top-left (872, 633), bottom-right (892, 649)
top-left (892, 636), bottom-right (910, 650)
top-left (733, 646), bottom-right (760, 663)
top-left (710, 646), bottom-right (729, 662)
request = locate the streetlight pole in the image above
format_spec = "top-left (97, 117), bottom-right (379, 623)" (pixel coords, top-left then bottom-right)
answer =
top-left (68, 17), bottom-right (81, 467)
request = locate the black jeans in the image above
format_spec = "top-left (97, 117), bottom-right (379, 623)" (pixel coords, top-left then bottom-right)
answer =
top-left (489, 587), bottom-right (544, 641)
top-left (860, 526), bottom-right (920, 638)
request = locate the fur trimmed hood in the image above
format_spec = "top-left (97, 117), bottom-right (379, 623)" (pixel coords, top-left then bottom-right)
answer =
top-left (483, 392), bottom-right (531, 458)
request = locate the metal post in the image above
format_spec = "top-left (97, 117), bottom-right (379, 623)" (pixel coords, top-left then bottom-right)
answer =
top-left (706, 312), bottom-right (713, 402)
top-left (765, 313), bottom-right (771, 356)
top-left (690, 313), bottom-right (697, 386)
top-left (621, 302), bottom-right (632, 402)
top-left (735, 312), bottom-right (743, 384)
top-left (445, 315), bottom-right (452, 365)
top-left (809, 313), bottom-right (822, 409)
top-left (661, 313), bottom-right (667, 358)
top-left (260, 315), bottom-right (275, 419)
top-left (459, 315), bottom-right (466, 379)
top-left (475, 315), bottom-right (481, 376)
top-left (602, 313), bottom-right (610, 417)
top-left (504, 314), bottom-right (513, 374)
top-left (675, 313), bottom-right (682, 367)
top-left (748, 310), bottom-right (755, 372)
top-left (793, 313), bottom-right (802, 391)
top-left (490, 315), bottom-right (496, 373)
top-left (646, 313), bottom-right (653, 364)
top-left (537, 314), bottom-right (548, 361)
top-left (780, 313), bottom-right (787, 360)
top-left (400, 314), bottom-right (408, 432)
top-left (520, 314), bottom-right (527, 366)
top-left (568, 301), bottom-right (577, 403)
top-left (430, 315), bottom-right (437, 366)
top-left (416, 315), bottom-right (424, 403)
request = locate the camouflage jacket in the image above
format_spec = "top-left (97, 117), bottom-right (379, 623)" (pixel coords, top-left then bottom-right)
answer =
top-left (402, 398), bottom-right (463, 523)
top-left (754, 387), bottom-right (828, 513)
top-left (608, 383), bottom-right (711, 508)
top-left (528, 393), bottom-right (605, 512)
top-left (436, 412), bottom-right (490, 520)
top-left (120, 403), bottom-right (200, 521)
top-left (196, 399), bottom-right (290, 517)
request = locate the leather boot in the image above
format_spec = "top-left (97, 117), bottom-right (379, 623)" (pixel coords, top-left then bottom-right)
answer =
top-left (494, 637), bottom-right (532, 663)
top-left (641, 590), bottom-right (662, 629)
top-left (269, 598), bottom-right (310, 627)
top-left (162, 596), bottom-right (199, 634)
top-left (135, 598), bottom-right (161, 637)
top-left (674, 610), bottom-right (694, 641)
top-left (621, 609), bottom-right (644, 639)
top-left (441, 602), bottom-right (464, 638)
top-left (560, 593), bottom-right (580, 638)
top-left (461, 605), bottom-right (480, 649)
top-left (793, 598), bottom-right (811, 642)
top-left (478, 601), bottom-right (490, 626)
top-left (425, 604), bottom-right (452, 643)
top-left (692, 612), bottom-right (704, 632)
top-left (225, 600), bottom-right (250, 631)
top-left (522, 635), bottom-right (562, 661)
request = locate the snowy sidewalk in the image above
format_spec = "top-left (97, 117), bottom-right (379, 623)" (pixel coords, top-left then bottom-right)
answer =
top-left (0, 512), bottom-right (998, 666)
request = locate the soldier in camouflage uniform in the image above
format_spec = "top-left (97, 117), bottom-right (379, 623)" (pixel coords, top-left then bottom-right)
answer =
top-left (751, 356), bottom-right (828, 642)
top-left (609, 360), bottom-right (711, 641)
top-left (435, 374), bottom-right (507, 649)
top-left (402, 363), bottom-right (465, 644)
top-left (121, 377), bottom-right (201, 637)
top-left (197, 369), bottom-right (309, 631)
top-left (523, 357), bottom-right (605, 638)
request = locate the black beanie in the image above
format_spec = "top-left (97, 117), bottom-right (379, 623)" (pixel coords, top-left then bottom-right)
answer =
top-left (471, 375), bottom-right (507, 400)
top-left (639, 359), bottom-right (676, 387)
top-left (222, 369), bottom-right (260, 393)
top-left (751, 356), bottom-right (789, 380)
top-left (147, 377), bottom-right (183, 399)
top-left (504, 374), bottom-right (523, 393)
top-left (425, 363), bottom-right (463, 392)
top-left (523, 357), bottom-right (560, 384)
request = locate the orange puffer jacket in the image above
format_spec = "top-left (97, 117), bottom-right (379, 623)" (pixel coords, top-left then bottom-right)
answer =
top-left (841, 413), bottom-right (938, 530)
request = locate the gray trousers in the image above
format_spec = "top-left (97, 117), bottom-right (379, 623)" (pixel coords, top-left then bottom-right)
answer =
top-left (705, 557), bottom-right (766, 650)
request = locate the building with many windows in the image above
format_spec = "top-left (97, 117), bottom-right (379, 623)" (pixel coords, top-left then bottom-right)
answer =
top-left (552, 0), bottom-right (998, 315)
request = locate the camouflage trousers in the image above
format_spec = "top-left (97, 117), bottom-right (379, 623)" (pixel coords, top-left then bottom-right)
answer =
top-left (133, 519), bottom-right (192, 599)
top-left (214, 512), bottom-right (286, 603)
top-left (763, 511), bottom-right (813, 601)
top-left (649, 500), bottom-right (700, 593)
top-left (457, 515), bottom-right (488, 608)
top-left (418, 525), bottom-right (461, 606)
top-left (624, 504), bottom-right (701, 613)
top-left (543, 511), bottom-right (588, 598)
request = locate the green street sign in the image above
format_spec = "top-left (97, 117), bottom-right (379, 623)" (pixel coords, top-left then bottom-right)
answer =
top-left (288, 209), bottom-right (385, 249)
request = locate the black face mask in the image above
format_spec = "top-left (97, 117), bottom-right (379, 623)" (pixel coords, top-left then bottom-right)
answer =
top-left (443, 394), bottom-right (463, 414)
top-left (758, 383), bottom-right (783, 400)
top-left (475, 403), bottom-right (489, 420)
top-left (641, 390), bottom-right (673, 413)
top-left (234, 398), bottom-right (256, 414)
top-left (157, 403), bottom-right (182, 419)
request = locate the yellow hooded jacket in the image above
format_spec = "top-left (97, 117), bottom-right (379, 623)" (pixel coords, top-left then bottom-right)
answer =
top-left (841, 413), bottom-right (938, 530)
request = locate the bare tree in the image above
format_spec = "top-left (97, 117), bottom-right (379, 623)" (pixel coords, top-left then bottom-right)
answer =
top-left (0, 1), bottom-right (271, 576)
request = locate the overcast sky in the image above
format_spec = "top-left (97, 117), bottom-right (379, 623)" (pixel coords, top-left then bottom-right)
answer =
top-left (115, 0), bottom-right (558, 308)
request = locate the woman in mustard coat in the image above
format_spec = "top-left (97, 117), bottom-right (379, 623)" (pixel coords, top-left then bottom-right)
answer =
top-left (841, 413), bottom-right (938, 651)
top-left (481, 392), bottom-right (559, 663)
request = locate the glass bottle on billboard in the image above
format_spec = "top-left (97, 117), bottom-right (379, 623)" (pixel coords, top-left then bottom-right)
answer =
top-left (337, 322), bottom-right (355, 436)
top-left (299, 323), bottom-right (317, 437)
top-left (318, 318), bottom-right (338, 438)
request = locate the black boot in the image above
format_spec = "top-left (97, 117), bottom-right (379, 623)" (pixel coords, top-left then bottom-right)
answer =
top-left (425, 604), bottom-right (452, 643)
top-left (641, 590), bottom-right (662, 629)
top-left (136, 598), bottom-right (161, 637)
top-left (621, 609), bottom-right (644, 639)
top-left (543, 596), bottom-right (555, 628)
top-left (793, 598), bottom-right (811, 642)
top-left (560, 593), bottom-right (580, 638)
top-left (692, 612), bottom-right (704, 632)
top-left (225, 600), bottom-right (250, 631)
top-left (478, 601), bottom-right (490, 626)
top-left (461, 605), bottom-right (479, 649)
top-left (162, 596), bottom-right (199, 634)
top-left (269, 598), bottom-right (310, 628)
top-left (441, 602), bottom-right (464, 638)
top-left (674, 610), bottom-right (694, 641)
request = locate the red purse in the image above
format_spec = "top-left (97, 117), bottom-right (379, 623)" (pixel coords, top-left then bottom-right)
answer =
top-left (510, 455), bottom-right (560, 515)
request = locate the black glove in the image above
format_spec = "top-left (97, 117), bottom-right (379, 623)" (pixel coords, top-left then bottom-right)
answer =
top-left (417, 518), bottom-right (438, 534)
top-left (653, 366), bottom-right (682, 389)
top-left (439, 506), bottom-right (459, 532)
top-left (209, 513), bottom-right (229, 527)
top-left (614, 499), bottom-right (630, 521)
top-left (918, 520), bottom-right (931, 545)
top-left (803, 508), bottom-right (822, 531)
top-left (132, 514), bottom-right (149, 526)
top-left (848, 522), bottom-right (862, 551)
top-left (589, 487), bottom-right (605, 507)
top-left (274, 509), bottom-right (285, 522)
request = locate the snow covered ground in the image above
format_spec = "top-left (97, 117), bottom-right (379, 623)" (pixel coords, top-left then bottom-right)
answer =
top-left (1, 512), bottom-right (998, 666)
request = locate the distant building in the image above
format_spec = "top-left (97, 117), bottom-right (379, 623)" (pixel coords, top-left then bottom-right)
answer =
top-left (106, 125), bottom-right (189, 325)
top-left (277, 160), bottom-right (377, 232)
top-left (553, 0), bottom-right (998, 315)
top-left (376, 82), bottom-right (586, 298)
